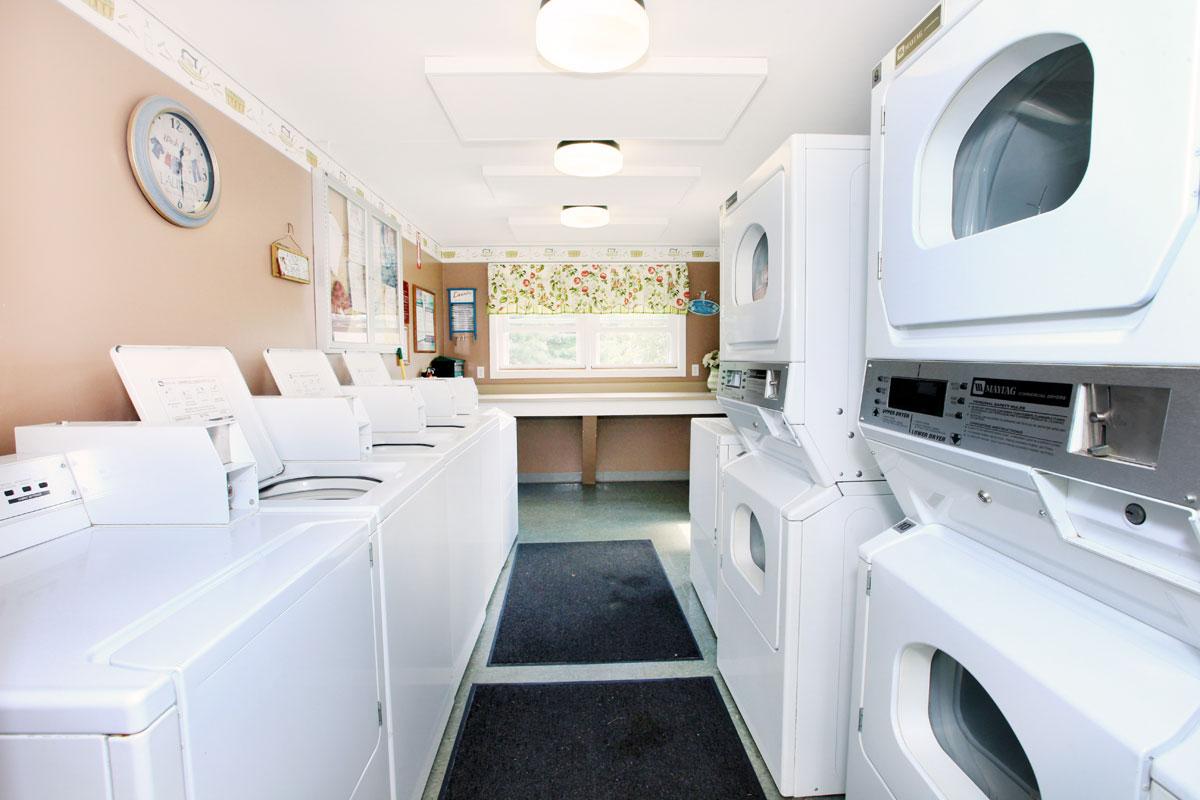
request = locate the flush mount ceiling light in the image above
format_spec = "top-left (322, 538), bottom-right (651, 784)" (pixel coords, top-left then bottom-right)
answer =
top-left (561, 204), bottom-right (611, 228)
top-left (536, 0), bottom-right (650, 74)
top-left (554, 140), bottom-right (623, 177)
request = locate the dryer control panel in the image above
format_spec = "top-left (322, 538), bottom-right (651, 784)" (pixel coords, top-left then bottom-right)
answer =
top-left (718, 362), bottom-right (789, 412)
top-left (860, 360), bottom-right (1200, 506)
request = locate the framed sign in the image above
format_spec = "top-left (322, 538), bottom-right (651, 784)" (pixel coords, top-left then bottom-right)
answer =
top-left (413, 285), bottom-right (437, 353)
top-left (271, 241), bottom-right (312, 284)
top-left (447, 287), bottom-right (477, 338)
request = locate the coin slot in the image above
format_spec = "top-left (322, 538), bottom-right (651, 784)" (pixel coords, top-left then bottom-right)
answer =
top-left (1075, 384), bottom-right (1170, 468)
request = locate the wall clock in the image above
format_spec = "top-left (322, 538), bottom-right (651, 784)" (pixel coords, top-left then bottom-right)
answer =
top-left (126, 95), bottom-right (221, 227)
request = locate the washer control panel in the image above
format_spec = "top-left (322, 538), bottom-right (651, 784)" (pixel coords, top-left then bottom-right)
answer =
top-left (0, 454), bottom-right (76, 523)
top-left (860, 360), bottom-right (1200, 506)
top-left (718, 362), bottom-right (789, 412)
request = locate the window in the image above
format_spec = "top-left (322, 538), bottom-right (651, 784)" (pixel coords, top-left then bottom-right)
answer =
top-left (486, 262), bottom-right (691, 380)
top-left (491, 314), bottom-right (686, 379)
top-left (313, 172), bottom-right (405, 351)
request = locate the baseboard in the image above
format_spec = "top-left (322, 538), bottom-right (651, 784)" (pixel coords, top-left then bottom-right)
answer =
top-left (596, 470), bottom-right (690, 482)
top-left (518, 470), bottom-right (690, 484)
top-left (518, 472), bottom-right (583, 484)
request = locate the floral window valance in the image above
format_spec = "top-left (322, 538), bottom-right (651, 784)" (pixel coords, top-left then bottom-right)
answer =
top-left (487, 263), bottom-right (691, 315)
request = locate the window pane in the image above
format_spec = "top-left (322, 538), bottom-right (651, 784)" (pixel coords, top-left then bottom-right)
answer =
top-left (953, 43), bottom-right (1093, 239)
top-left (504, 316), bottom-right (580, 368)
top-left (594, 315), bottom-right (675, 368)
top-left (328, 189), bottom-right (368, 343)
top-left (371, 218), bottom-right (401, 345)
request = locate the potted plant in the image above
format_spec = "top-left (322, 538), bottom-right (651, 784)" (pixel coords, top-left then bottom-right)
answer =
top-left (702, 349), bottom-right (720, 391)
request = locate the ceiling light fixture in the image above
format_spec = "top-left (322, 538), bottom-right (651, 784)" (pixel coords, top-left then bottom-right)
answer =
top-left (561, 205), bottom-right (611, 228)
top-left (554, 140), bottom-right (623, 177)
top-left (536, 0), bottom-right (650, 74)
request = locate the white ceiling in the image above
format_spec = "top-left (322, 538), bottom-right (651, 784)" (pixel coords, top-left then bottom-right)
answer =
top-left (138, 0), bottom-right (935, 247)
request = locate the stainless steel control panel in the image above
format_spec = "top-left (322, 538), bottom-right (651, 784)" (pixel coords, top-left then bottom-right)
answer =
top-left (718, 362), bottom-right (789, 412)
top-left (860, 360), bottom-right (1200, 506)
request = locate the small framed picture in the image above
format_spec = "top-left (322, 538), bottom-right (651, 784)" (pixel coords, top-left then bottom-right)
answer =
top-left (413, 285), bottom-right (437, 353)
top-left (271, 242), bottom-right (312, 284)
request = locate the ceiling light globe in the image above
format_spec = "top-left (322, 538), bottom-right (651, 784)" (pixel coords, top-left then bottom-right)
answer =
top-left (554, 140), bottom-right (623, 177)
top-left (536, 0), bottom-right (650, 74)
top-left (561, 205), bottom-right (611, 228)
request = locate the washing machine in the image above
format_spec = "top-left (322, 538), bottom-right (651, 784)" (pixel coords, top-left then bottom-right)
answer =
top-left (847, 6), bottom-right (1200, 797)
top-left (264, 348), bottom-right (485, 456)
top-left (715, 134), bottom-right (902, 797)
top-left (107, 345), bottom-right (504, 800)
top-left (342, 351), bottom-right (488, 424)
top-left (688, 416), bottom-right (745, 634)
top-left (266, 347), bottom-right (519, 557)
top-left (337, 351), bottom-right (517, 554)
top-left (0, 437), bottom-right (388, 800)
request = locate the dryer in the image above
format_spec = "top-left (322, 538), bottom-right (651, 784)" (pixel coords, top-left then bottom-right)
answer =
top-left (866, 0), bottom-right (1200, 367)
top-left (849, 6), bottom-right (1200, 798)
top-left (715, 135), bottom-right (902, 797)
top-left (107, 345), bottom-right (505, 800)
top-left (0, 439), bottom-right (387, 800)
top-left (688, 416), bottom-right (745, 634)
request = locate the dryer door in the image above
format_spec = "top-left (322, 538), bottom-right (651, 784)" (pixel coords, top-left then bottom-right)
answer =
top-left (878, 0), bottom-right (1200, 329)
top-left (854, 526), bottom-right (1200, 800)
top-left (720, 454), bottom-right (803, 649)
top-left (721, 170), bottom-right (787, 355)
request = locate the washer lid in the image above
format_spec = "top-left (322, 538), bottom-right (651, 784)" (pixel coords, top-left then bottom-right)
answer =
top-left (0, 512), bottom-right (367, 735)
top-left (111, 345), bottom-right (285, 479)
top-left (262, 348), bottom-right (345, 398)
top-left (342, 351), bottom-right (395, 386)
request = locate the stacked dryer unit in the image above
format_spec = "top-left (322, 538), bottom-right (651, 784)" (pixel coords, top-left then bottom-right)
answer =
top-left (849, 3), bottom-right (1200, 799)
top-left (715, 134), bottom-right (902, 797)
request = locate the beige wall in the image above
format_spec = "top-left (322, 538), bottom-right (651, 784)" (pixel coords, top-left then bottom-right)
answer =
top-left (0, 0), bottom-right (317, 454)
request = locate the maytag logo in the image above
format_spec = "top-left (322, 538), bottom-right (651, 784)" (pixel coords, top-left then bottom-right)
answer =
top-left (970, 377), bottom-right (1073, 407)
top-left (972, 380), bottom-right (1016, 397)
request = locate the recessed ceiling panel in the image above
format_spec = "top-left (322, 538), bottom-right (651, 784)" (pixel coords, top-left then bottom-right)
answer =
top-left (508, 216), bottom-right (670, 243)
top-left (427, 57), bottom-right (767, 142)
top-left (483, 166), bottom-right (700, 207)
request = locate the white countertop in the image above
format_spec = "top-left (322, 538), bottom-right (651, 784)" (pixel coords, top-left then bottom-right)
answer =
top-left (478, 391), bottom-right (722, 417)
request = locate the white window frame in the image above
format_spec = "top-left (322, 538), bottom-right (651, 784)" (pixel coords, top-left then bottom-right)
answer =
top-left (489, 313), bottom-right (687, 380)
top-left (311, 170), bottom-right (406, 353)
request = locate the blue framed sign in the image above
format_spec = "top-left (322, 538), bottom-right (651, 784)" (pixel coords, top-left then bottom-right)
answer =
top-left (447, 288), bottom-right (477, 338)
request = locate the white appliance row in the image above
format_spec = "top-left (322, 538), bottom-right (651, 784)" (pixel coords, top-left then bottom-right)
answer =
top-left (0, 346), bottom-right (518, 800)
top-left (845, 1), bottom-right (1200, 798)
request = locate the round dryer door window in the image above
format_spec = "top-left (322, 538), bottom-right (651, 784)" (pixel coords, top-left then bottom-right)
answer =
top-left (927, 650), bottom-right (1041, 800)
top-left (953, 43), bottom-right (1094, 239)
top-left (736, 225), bottom-right (770, 304)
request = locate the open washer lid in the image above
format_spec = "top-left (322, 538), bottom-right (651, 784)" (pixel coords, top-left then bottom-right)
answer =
top-left (112, 345), bottom-right (285, 480)
top-left (262, 348), bottom-right (346, 398)
top-left (342, 351), bottom-right (395, 386)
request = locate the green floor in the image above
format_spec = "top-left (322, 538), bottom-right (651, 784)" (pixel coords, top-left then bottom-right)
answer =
top-left (421, 481), bottom-right (787, 800)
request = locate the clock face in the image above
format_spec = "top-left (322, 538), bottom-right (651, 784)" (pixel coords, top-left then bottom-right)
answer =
top-left (146, 111), bottom-right (213, 215)
top-left (127, 96), bottom-right (221, 227)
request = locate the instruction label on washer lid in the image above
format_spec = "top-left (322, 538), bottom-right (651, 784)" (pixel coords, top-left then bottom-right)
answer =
top-left (281, 370), bottom-right (325, 397)
top-left (155, 376), bottom-right (235, 423)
